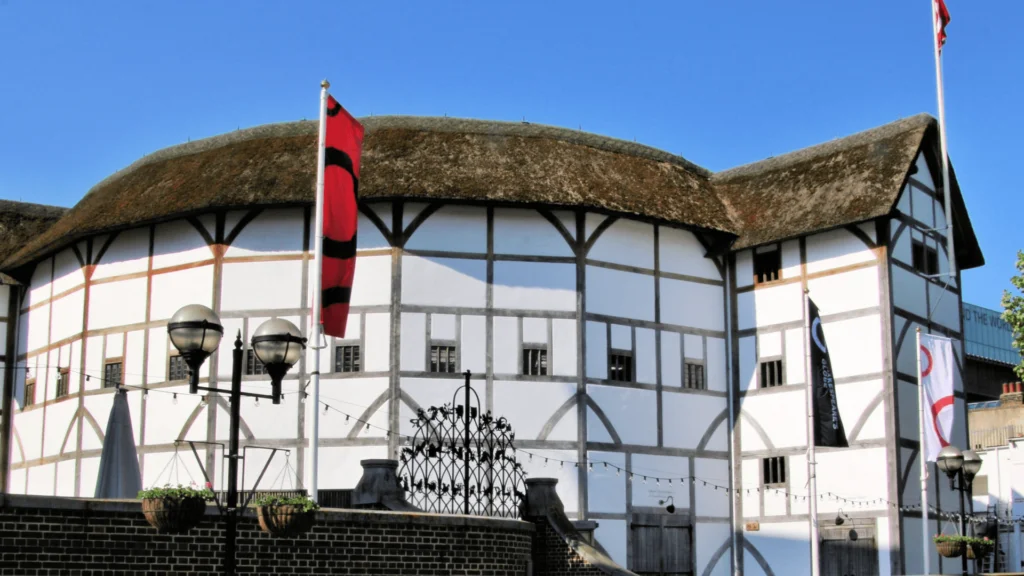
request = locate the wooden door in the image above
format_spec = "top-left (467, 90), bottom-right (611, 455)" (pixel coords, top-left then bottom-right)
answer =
top-left (631, 512), bottom-right (692, 575)
top-left (820, 527), bottom-right (879, 576)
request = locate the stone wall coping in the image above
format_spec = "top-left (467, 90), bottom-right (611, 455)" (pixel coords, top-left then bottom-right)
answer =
top-left (0, 493), bottom-right (535, 533)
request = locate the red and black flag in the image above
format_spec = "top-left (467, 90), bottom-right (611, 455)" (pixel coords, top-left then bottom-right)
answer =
top-left (320, 95), bottom-right (364, 338)
top-left (934, 0), bottom-right (951, 53)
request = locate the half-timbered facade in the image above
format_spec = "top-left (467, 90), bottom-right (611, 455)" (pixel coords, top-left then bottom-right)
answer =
top-left (0, 114), bottom-right (984, 575)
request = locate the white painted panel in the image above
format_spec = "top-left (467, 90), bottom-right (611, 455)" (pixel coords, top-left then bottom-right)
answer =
top-left (807, 266), bottom-right (880, 314)
top-left (784, 328), bottom-right (805, 385)
top-left (635, 328), bottom-right (656, 384)
top-left (659, 227), bottom-right (720, 280)
top-left (402, 256), bottom-right (486, 308)
top-left (912, 188), bottom-right (935, 227)
top-left (105, 332), bottom-right (124, 358)
top-left (758, 332), bottom-right (781, 358)
top-left (143, 384), bottom-right (204, 445)
top-left (404, 205), bottom-right (486, 253)
top-left (631, 454), bottom-right (689, 509)
top-left (587, 266), bottom-right (654, 322)
top-left (838, 379), bottom-right (885, 441)
top-left (745, 523), bottom-right (810, 576)
top-left (588, 384), bottom-right (656, 446)
top-left (780, 240), bottom-right (801, 280)
top-left (493, 379), bottom-right (576, 440)
top-left (52, 248), bottom-right (85, 295)
top-left (92, 227), bottom-right (150, 280)
top-left (363, 314), bottom-right (390, 372)
top-left (28, 463), bottom-right (55, 496)
top-left (348, 254), bottom-right (391, 307)
top-left (696, 523), bottom-right (732, 576)
top-left (429, 314), bottom-right (456, 340)
top-left (313, 446), bottom-right (388, 492)
top-left (895, 185), bottom-right (911, 215)
top-left (493, 208), bottom-right (574, 257)
top-left (551, 319), bottom-right (576, 377)
top-left (400, 313), bottom-right (426, 371)
top-left (460, 315), bottom-right (486, 374)
top-left (816, 447), bottom-right (889, 514)
top-left (738, 336), bottom-right (756, 392)
top-left (82, 394), bottom-right (114, 450)
top-left (49, 288), bottom-right (84, 344)
top-left (737, 282), bottom-right (802, 331)
top-left (522, 317), bottom-right (546, 344)
top-left (356, 211), bottom-right (390, 250)
top-left (821, 314), bottom-right (883, 378)
top-left (661, 278), bottom-right (724, 331)
top-left (660, 331), bottom-right (681, 388)
top-left (683, 334), bottom-right (703, 360)
top-left (892, 226), bottom-right (913, 269)
top-left (928, 282), bottom-right (960, 331)
top-left (55, 460), bottom-right (76, 496)
top-left (125, 330), bottom-right (145, 387)
top-left (663, 393), bottom-right (726, 451)
top-left (43, 401), bottom-right (79, 456)
top-left (493, 261), bottom-right (575, 311)
top-left (224, 208), bottom-right (304, 257)
top-left (694, 458), bottom-right (730, 517)
top-left (589, 408), bottom-right (616, 444)
top-left (895, 318), bottom-right (923, 377)
top-left (150, 265), bottom-right (214, 321)
top-left (587, 451), bottom-right (626, 513)
top-left (706, 338), bottom-right (726, 393)
top-left (742, 390), bottom-right (807, 449)
top-left (316, 377), bottom-right (388, 438)
top-left (220, 260), bottom-right (302, 311)
top-left (736, 250), bottom-right (754, 289)
top-left (25, 305), bottom-right (49, 353)
top-left (493, 316), bottom-right (519, 375)
top-left (588, 218), bottom-right (654, 269)
top-left (610, 325), bottom-right (631, 350)
top-left (152, 219), bottom-right (212, 269)
top-left (401, 203), bottom-right (427, 231)
top-left (28, 257), bottom-right (53, 307)
top-left (805, 228), bottom-right (877, 274)
top-left (585, 321), bottom-right (607, 379)
top-left (84, 335), bottom-right (104, 391)
top-left (89, 277), bottom-right (147, 332)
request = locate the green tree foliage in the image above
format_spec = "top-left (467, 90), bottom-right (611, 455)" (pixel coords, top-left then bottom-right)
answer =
top-left (1001, 250), bottom-right (1024, 381)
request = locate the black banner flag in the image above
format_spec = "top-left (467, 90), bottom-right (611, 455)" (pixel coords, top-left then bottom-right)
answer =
top-left (809, 298), bottom-right (848, 448)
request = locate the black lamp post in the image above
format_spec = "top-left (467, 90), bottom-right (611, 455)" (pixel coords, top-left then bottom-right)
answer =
top-left (936, 445), bottom-right (983, 576)
top-left (167, 305), bottom-right (305, 576)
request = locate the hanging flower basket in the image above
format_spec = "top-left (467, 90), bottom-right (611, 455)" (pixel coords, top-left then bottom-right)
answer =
top-left (934, 535), bottom-right (966, 558)
top-left (254, 496), bottom-right (319, 538)
top-left (966, 537), bottom-right (994, 560)
top-left (138, 485), bottom-right (213, 534)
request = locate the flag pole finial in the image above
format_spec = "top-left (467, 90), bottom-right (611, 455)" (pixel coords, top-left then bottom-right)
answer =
top-left (321, 79), bottom-right (331, 89)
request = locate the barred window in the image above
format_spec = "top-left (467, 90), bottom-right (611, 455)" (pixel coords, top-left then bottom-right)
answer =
top-left (759, 359), bottom-right (784, 388)
top-left (763, 456), bottom-right (787, 486)
top-left (684, 362), bottom-right (705, 390)
top-left (522, 347), bottom-right (548, 376)
top-left (430, 345), bottom-right (457, 373)
top-left (754, 249), bottom-right (781, 284)
top-left (245, 349), bottom-right (267, 376)
top-left (56, 368), bottom-right (70, 398)
top-left (103, 361), bottom-right (122, 389)
top-left (609, 351), bottom-right (633, 382)
top-left (168, 355), bottom-right (189, 381)
top-left (24, 378), bottom-right (36, 407)
top-left (912, 239), bottom-right (939, 275)
top-left (335, 345), bottom-right (361, 373)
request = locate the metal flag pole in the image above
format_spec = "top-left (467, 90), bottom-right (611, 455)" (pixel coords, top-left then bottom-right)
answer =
top-left (803, 288), bottom-right (820, 576)
top-left (917, 327), bottom-right (931, 575)
top-left (931, 0), bottom-right (956, 277)
top-left (310, 79), bottom-right (330, 502)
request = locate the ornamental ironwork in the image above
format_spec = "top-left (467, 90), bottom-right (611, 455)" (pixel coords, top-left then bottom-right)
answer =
top-left (399, 371), bottom-right (527, 518)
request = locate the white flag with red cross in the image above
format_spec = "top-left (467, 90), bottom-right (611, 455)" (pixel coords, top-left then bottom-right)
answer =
top-left (920, 333), bottom-right (955, 462)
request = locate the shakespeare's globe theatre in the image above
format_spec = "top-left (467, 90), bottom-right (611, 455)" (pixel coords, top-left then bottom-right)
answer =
top-left (0, 114), bottom-right (986, 575)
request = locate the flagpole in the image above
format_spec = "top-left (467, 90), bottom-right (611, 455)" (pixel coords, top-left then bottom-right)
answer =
top-left (310, 79), bottom-right (330, 503)
top-left (803, 288), bottom-right (820, 576)
top-left (931, 0), bottom-right (956, 277)
top-left (917, 327), bottom-right (931, 574)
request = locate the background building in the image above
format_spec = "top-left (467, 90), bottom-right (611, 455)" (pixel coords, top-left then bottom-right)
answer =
top-left (0, 113), bottom-right (987, 575)
top-left (962, 302), bottom-right (1018, 401)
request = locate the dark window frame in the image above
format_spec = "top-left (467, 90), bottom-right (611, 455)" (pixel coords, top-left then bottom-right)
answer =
top-left (430, 343), bottom-right (457, 374)
top-left (335, 344), bottom-right (362, 373)
top-left (56, 368), bottom-right (70, 399)
top-left (753, 248), bottom-right (782, 285)
top-left (103, 359), bottom-right (123, 389)
top-left (911, 238), bottom-right (940, 276)
top-left (683, 361), bottom-right (705, 390)
top-left (245, 349), bottom-right (267, 376)
top-left (608, 349), bottom-right (634, 382)
top-left (759, 358), bottom-right (784, 388)
top-left (762, 456), bottom-right (787, 487)
top-left (522, 345), bottom-right (548, 376)
top-left (24, 378), bottom-right (36, 407)
top-left (168, 354), bottom-right (189, 381)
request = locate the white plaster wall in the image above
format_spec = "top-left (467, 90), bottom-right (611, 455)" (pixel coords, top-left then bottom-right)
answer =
top-left (740, 391), bottom-right (808, 449)
top-left (659, 227), bottom-right (720, 280)
top-left (821, 314), bottom-right (884, 379)
top-left (661, 278), bottom-right (725, 332)
top-left (363, 313), bottom-right (390, 372)
top-left (694, 458), bottom-right (730, 517)
top-left (28, 257), bottom-right (53, 306)
top-left (892, 266), bottom-right (928, 319)
top-left (745, 522), bottom-right (810, 576)
top-left (152, 219), bottom-right (212, 269)
top-left (585, 321), bottom-right (607, 379)
top-left (551, 319), bottom-right (576, 377)
top-left (736, 282), bottom-right (802, 331)
top-left (49, 289), bottom-right (83, 344)
top-left (400, 313), bottom-right (426, 371)
top-left (696, 522), bottom-right (732, 576)
top-left (806, 266), bottom-right (880, 314)
top-left (594, 519), bottom-right (628, 568)
top-left (735, 250), bottom-right (754, 289)
top-left (780, 240), bottom-right (801, 280)
top-left (493, 380), bottom-right (576, 440)
top-left (586, 451), bottom-right (626, 514)
top-left (492, 261), bottom-right (575, 311)
top-left (460, 315), bottom-right (486, 374)
top-left (927, 282), bottom-right (960, 331)
top-left (586, 266), bottom-right (654, 321)
top-left (51, 248), bottom-right (85, 295)
top-left (401, 256), bottom-right (486, 308)
top-left (220, 260), bottom-right (303, 311)
top-left (149, 265), bottom-right (214, 321)
top-left (663, 393), bottom-right (727, 451)
top-left (403, 205), bottom-right (487, 253)
top-left (587, 218), bottom-right (654, 269)
top-left (631, 454), bottom-right (689, 509)
top-left (660, 331), bottom-right (681, 387)
top-left (92, 227), bottom-right (151, 280)
top-left (493, 208), bottom-right (574, 257)
top-left (588, 384), bottom-right (657, 446)
top-left (493, 316), bottom-right (518, 375)
top-left (635, 328), bottom-right (656, 385)
top-left (224, 208), bottom-right (304, 257)
top-left (804, 228), bottom-right (877, 275)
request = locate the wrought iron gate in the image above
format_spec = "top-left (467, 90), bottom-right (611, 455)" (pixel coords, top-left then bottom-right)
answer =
top-left (398, 371), bottom-right (526, 518)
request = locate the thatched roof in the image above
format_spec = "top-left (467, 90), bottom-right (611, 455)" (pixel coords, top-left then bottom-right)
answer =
top-left (0, 113), bottom-right (984, 276)
top-left (0, 200), bottom-right (67, 283)
top-left (713, 113), bottom-right (983, 268)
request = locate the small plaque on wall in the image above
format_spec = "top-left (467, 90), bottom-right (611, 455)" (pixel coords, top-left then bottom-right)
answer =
top-left (745, 521), bottom-right (760, 532)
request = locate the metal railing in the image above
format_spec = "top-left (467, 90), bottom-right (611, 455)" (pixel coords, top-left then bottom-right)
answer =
top-left (969, 425), bottom-right (1024, 450)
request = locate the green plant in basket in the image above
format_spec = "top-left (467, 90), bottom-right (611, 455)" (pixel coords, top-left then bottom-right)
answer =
top-left (252, 494), bottom-right (320, 512)
top-left (139, 483), bottom-right (215, 501)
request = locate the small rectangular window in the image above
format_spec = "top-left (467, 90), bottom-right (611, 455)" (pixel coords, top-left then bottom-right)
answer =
top-left (24, 378), bottom-right (36, 407)
top-left (430, 345), bottom-right (457, 373)
top-left (522, 347), bottom-right (548, 376)
top-left (763, 456), bottom-right (787, 486)
top-left (168, 355), bottom-right (189, 381)
top-left (335, 345), bottom-right (361, 373)
top-left (911, 239), bottom-right (939, 275)
top-left (609, 351), bottom-right (633, 382)
top-left (759, 359), bottom-right (784, 388)
top-left (103, 361), bottom-right (122, 389)
top-left (684, 362), bottom-right (705, 390)
top-left (56, 368), bottom-right (70, 398)
top-left (753, 249), bottom-right (781, 284)
top-left (245, 349), bottom-right (267, 376)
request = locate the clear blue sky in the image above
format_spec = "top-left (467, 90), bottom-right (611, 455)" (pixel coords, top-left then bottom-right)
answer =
top-left (0, 1), bottom-right (1019, 309)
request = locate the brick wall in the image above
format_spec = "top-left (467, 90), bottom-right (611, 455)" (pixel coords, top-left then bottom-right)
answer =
top-left (529, 519), bottom-right (607, 576)
top-left (0, 494), bottom-right (533, 575)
